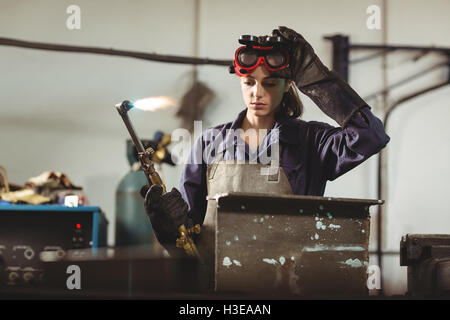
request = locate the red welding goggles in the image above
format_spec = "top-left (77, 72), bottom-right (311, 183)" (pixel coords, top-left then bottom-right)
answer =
top-left (230, 35), bottom-right (290, 77)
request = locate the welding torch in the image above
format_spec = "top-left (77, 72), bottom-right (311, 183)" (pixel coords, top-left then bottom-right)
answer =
top-left (115, 100), bottom-right (201, 259)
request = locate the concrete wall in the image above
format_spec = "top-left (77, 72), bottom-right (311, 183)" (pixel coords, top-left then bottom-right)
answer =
top-left (0, 0), bottom-right (449, 295)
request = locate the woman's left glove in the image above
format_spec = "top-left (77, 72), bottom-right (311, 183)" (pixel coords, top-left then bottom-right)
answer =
top-left (272, 26), bottom-right (368, 127)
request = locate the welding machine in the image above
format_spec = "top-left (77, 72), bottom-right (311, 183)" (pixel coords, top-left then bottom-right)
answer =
top-left (0, 204), bottom-right (107, 287)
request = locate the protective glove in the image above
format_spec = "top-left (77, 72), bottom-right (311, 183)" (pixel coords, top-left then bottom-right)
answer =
top-left (141, 184), bottom-right (193, 245)
top-left (271, 26), bottom-right (369, 127)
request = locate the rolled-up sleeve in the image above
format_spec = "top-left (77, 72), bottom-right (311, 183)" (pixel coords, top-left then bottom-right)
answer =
top-left (312, 106), bottom-right (390, 181)
top-left (179, 134), bottom-right (208, 225)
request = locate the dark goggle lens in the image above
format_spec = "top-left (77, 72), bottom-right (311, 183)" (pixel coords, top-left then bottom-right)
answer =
top-left (238, 49), bottom-right (258, 67)
top-left (265, 51), bottom-right (286, 68)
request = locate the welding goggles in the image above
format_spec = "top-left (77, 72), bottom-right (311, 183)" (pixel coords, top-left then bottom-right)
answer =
top-left (230, 35), bottom-right (290, 77)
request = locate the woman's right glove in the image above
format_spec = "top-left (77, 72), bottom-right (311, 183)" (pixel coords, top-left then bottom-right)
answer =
top-left (142, 184), bottom-right (193, 245)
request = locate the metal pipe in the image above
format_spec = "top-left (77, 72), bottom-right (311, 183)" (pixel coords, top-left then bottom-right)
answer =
top-left (363, 62), bottom-right (448, 102)
top-left (385, 81), bottom-right (449, 122)
top-left (350, 48), bottom-right (396, 64)
top-left (0, 37), bottom-right (232, 66)
top-left (351, 43), bottom-right (450, 54)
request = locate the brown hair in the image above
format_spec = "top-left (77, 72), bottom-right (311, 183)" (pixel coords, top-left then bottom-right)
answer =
top-left (278, 82), bottom-right (303, 119)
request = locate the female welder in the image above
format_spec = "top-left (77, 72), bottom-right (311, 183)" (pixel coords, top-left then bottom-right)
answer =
top-left (143, 26), bottom-right (390, 254)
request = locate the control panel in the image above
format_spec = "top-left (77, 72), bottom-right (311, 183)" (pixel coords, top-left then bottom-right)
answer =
top-left (0, 205), bottom-right (107, 286)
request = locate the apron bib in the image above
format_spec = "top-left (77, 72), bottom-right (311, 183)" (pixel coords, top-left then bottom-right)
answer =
top-left (197, 144), bottom-right (293, 288)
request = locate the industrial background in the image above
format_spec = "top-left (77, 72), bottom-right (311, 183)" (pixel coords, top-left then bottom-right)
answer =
top-left (0, 0), bottom-right (449, 296)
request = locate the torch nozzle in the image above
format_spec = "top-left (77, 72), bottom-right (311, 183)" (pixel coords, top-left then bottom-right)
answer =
top-left (115, 100), bottom-right (134, 116)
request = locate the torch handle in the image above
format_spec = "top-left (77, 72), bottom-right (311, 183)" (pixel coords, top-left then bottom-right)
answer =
top-left (139, 150), bottom-right (167, 194)
top-left (117, 107), bottom-right (165, 191)
top-left (120, 112), bottom-right (146, 154)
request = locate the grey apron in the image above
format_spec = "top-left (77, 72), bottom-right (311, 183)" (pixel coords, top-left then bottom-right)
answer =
top-left (197, 143), bottom-right (294, 281)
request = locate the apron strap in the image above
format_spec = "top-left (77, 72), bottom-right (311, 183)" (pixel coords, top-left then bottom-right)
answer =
top-left (266, 144), bottom-right (283, 182)
top-left (208, 150), bottom-right (225, 180)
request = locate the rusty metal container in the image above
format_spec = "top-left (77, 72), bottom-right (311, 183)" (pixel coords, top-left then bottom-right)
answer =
top-left (400, 234), bottom-right (450, 297)
top-left (208, 192), bottom-right (382, 298)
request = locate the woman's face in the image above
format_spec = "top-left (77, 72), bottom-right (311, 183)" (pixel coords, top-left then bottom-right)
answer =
top-left (239, 65), bottom-right (290, 118)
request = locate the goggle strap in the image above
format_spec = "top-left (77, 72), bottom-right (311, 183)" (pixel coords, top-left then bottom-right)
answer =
top-left (251, 46), bottom-right (273, 50)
